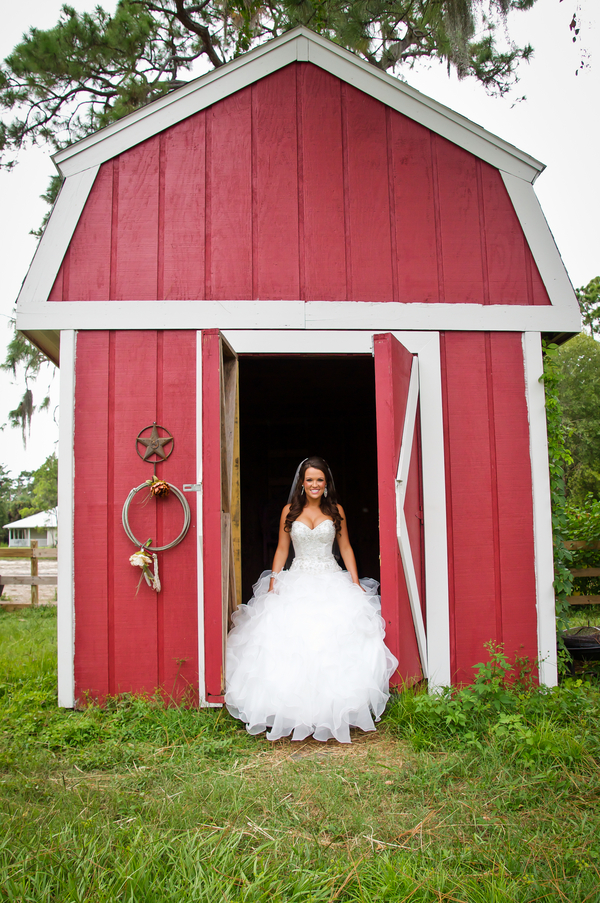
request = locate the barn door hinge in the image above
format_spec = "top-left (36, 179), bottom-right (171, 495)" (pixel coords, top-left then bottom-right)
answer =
top-left (183, 483), bottom-right (202, 492)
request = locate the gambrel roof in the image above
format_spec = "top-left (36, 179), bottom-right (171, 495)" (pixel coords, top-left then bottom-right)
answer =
top-left (16, 27), bottom-right (580, 364)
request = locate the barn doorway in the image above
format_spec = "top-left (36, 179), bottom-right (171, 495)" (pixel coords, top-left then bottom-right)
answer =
top-left (238, 356), bottom-right (379, 604)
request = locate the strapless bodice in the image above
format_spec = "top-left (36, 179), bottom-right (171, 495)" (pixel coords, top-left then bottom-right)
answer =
top-left (290, 519), bottom-right (341, 573)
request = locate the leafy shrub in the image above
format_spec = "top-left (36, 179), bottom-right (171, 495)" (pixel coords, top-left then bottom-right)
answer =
top-left (384, 643), bottom-right (600, 769)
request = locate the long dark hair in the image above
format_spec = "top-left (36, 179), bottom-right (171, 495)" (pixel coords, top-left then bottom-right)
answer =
top-left (284, 456), bottom-right (343, 534)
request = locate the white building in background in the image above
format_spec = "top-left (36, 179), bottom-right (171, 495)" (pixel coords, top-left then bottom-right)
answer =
top-left (3, 510), bottom-right (58, 548)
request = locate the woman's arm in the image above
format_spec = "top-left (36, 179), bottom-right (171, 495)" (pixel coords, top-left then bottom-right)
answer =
top-left (269, 505), bottom-right (292, 592)
top-left (336, 505), bottom-right (363, 588)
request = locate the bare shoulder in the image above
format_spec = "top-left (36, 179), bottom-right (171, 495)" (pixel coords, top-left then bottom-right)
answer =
top-left (337, 503), bottom-right (346, 517)
top-left (282, 503), bottom-right (292, 517)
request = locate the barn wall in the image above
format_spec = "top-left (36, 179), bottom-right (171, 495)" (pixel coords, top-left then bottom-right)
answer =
top-left (49, 64), bottom-right (549, 307)
top-left (440, 331), bottom-right (538, 683)
top-left (73, 330), bottom-right (198, 703)
top-left (71, 327), bottom-right (541, 695)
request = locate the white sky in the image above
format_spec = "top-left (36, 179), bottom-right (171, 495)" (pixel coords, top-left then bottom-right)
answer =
top-left (0, 0), bottom-right (598, 478)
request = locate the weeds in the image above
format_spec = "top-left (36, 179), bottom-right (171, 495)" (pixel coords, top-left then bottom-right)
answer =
top-left (1, 609), bottom-right (600, 900)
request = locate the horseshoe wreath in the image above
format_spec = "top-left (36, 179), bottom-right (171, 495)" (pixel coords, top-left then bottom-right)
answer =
top-left (121, 424), bottom-right (191, 593)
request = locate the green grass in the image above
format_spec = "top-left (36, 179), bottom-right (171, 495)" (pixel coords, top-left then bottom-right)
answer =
top-left (2, 608), bottom-right (600, 901)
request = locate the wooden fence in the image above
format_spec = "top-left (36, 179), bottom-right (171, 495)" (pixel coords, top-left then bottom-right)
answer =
top-left (564, 539), bottom-right (600, 606)
top-left (0, 541), bottom-right (58, 607)
top-left (2, 538), bottom-right (597, 609)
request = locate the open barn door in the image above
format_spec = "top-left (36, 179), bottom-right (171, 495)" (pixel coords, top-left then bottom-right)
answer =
top-left (374, 333), bottom-right (427, 686)
top-left (202, 330), bottom-right (241, 701)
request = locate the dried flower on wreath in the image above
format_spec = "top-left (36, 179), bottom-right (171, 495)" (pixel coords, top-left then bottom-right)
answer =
top-left (146, 474), bottom-right (170, 498)
top-left (129, 542), bottom-right (161, 593)
top-left (129, 548), bottom-right (153, 570)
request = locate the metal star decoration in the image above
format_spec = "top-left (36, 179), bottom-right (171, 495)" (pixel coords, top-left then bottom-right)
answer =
top-left (136, 424), bottom-right (174, 462)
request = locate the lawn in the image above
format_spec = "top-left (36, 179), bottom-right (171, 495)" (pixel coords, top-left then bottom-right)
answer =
top-left (1, 607), bottom-right (600, 901)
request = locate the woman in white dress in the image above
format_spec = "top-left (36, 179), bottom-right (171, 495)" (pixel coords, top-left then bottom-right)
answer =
top-left (225, 457), bottom-right (398, 743)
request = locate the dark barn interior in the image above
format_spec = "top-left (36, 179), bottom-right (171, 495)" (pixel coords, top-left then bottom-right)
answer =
top-left (239, 356), bottom-right (380, 603)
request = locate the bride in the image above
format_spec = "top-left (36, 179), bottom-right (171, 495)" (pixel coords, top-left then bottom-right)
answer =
top-left (225, 456), bottom-right (398, 743)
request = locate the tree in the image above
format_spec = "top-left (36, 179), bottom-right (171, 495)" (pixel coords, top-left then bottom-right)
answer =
top-left (0, 0), bottom-right (537, 170)
top-left (0, 465), bottom-right (15, 544)
top-left (0, 454), bottom-right (58, 542)
top-left (556, 332), bottom-right (600, 504)
top-left (0, 453), bottom-right (59, 540)
top-left (1, 322), bottom-right (53, 445)
top-left (576, 276), bottom-right (600, 338)
top-left (16, 454), bottom-right (59, 519)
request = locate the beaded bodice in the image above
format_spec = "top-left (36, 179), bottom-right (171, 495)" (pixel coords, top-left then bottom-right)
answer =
top-left (290, 520), bottom-right (341, 573)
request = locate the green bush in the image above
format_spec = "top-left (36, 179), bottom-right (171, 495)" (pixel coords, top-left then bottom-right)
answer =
top-left (566, 495), bottom-right (600, 598)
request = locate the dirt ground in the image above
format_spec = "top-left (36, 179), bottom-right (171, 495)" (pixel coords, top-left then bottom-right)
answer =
top-left (0, 558), bottom-right (58, 607)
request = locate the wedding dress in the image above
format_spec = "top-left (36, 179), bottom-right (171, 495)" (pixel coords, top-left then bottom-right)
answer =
top-left (225, 519), bottom-right (398, 743)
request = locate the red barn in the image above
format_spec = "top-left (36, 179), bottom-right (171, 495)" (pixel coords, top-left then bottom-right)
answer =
top-left (16, 28), bottom-right (580, 707)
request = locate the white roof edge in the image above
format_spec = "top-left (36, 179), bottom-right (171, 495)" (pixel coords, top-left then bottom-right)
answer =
top-left (4, 509), bottom-right (58, 529)
top-left (52, 26), bottom-right (544, 183)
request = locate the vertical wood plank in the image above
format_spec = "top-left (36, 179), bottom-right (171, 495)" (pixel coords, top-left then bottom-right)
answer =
top-left (389, 112), bottom-right (439, 302)
top-left (480, 163), bottom-right (528, 305)
top-left (158, 330), bottom-right (199, 702)
top-left (489, 333), bottom-right (539, 666)
top-left (66, 162), bottom-right (113, 301)
top-left (113, 138), bottom-right (160, 300)
top-left (300, 63), bottom-right (346, 301)
top-left (435, 137), bottom-right (485, 303)
top-left (109, 160), bottom-right (119, 301)
top-left (443, 332), bottom-right (497, 682)
top-left (253, 67), bottom-right (300, 299)
top-left (162, 113), bottom-right (206, 301)
top-left (74, 331), bottom-right (110, 701)
top-left (111, 331), bottom-right (159, 693)
top-left (476, 161), bottom-right (491, 305)
top-left (345, 86), bottom-right (393, 301)
top-left (209, 89), bottom-right (252, 300)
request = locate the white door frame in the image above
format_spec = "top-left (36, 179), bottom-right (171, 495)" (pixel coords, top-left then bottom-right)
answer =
top-left (210, 329), bottom-right (452, 691)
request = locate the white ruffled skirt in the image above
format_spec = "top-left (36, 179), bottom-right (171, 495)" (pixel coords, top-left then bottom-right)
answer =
top-left (225, 568), bottom-right (398, 743)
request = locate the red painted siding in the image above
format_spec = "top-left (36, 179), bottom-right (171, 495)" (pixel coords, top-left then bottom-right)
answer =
top-left (73, 330), bottom-right (198, 703)
top-left (48, 63), bottom-right (549, 306)
top-left (441, 332), bottom-right (538, 683)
